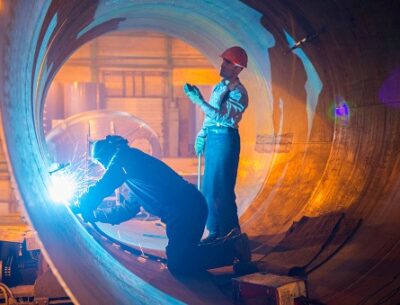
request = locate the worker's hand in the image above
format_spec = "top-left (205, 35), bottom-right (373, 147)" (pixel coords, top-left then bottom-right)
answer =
top-left (94, 208), bottom-right (117, 225)
top-left (184, 83), bottom-right (204, 105)
top-left (70, 194), bottom-right (96, 223)
top-left (194, 135), bottom-right (206, 156)
top-left (94, 201), bottom-right (140, 226)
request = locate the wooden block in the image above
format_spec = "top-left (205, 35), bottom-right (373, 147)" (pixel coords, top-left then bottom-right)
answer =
top-left (232, 272), bottom-right (306, 305)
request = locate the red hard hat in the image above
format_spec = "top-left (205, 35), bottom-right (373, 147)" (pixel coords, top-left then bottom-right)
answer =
top-left (220, 46), bottom-right (248, 68)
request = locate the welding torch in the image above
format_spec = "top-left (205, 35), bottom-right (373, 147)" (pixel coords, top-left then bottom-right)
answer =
top-left (48, 162), bottom-right (71, 175)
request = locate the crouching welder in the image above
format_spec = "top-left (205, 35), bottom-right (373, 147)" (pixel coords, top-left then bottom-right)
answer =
top-left (73, 135), bottom-right (254, 275)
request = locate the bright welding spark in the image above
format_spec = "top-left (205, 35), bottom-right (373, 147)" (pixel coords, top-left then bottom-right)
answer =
top-left (48, 164), bottom-right (99, 205)
top-left (47, 149), bottom-right (105, 206)
top-left (138, 243), bottom-right (145, 257)
top-left (49, 171), bottom-right (77, 204)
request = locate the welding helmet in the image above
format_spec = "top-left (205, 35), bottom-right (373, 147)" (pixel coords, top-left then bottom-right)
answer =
top-left (91, 135), bottom-right (128, 167)
top-left (220, 46), bottom-right (248, 68)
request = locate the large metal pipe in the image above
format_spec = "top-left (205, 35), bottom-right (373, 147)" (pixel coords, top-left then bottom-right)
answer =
top-left (0, 0), bottom-right (399, 304)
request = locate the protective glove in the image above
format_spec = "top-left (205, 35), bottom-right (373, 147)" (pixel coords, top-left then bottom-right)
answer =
top-left (70, 193), bottom-right (96, 223)
top-left (184, 83), bottom-right (204, 105)
top-left (94, 201), bottom-right (140, 225)
top-left (194, 135), bottom-right (206, 156)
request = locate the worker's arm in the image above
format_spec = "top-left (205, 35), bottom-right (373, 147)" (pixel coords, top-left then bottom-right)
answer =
top-left (94, 199), bottom-right (141, 225)
top-left (199, 89), bottom-right (248, 123)
top-left (184, 83), bottom-right (248, 125)
top-left (77, 154), bottom-right (127, 221)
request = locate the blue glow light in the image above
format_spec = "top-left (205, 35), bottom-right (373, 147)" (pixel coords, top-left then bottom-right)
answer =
top-left (334, 97), bottom-right (351, 121)
top-left (49, 171), bottom-right (77, 204)
top-left (327, 97), bottom-right (351, 123)
top-left (335, 103), bottom-right (349, 117)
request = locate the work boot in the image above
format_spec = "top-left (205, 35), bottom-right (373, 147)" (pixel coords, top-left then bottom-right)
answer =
top-left (233, 233), bottom-right (251, 263)
top-left (233, 261), bottom-right (259, 276)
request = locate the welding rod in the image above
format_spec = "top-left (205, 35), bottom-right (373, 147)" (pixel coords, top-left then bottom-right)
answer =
top-left (49, 162), bottom-right (71, 175)
top-left (197, 154), bottom-right (202, 191)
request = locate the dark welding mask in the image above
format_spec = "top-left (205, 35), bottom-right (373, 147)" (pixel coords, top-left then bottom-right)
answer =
top-left (91, 135), bottom-right (128, 168)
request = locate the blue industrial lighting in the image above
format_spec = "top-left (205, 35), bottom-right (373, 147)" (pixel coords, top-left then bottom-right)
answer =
top-left (49, 171), bottom-right (77, 204)
top-left (327, 97), bottom-right (351, 123)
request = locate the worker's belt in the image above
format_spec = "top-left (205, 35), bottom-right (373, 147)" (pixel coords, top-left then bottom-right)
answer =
top-left (207, 126), bottom-right (238, 134)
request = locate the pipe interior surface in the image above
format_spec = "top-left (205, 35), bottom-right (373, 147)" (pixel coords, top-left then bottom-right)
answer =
top-left (0, 1), bottom-right (400, 304)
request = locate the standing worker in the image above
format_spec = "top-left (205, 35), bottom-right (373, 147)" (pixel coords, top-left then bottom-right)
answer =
top-left (184, 46), bottom-right (248, 243)
top-left (73, 135), bottom-right (252, 275)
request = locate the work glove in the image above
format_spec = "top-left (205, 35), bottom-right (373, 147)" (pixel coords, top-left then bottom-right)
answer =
top-left (194, 135), bottom-right (206, 156)
top-left (70, 193), bottom-right (96, 223)
top-left (184, 83), bottom-right (204, 105)
top-left (94, 201), bottom-right (140, 225)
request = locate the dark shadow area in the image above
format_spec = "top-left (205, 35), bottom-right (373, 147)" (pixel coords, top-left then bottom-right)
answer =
top-left (84, 220), bottom-right (235, 305)
top-left (256, 213), bottom-right (362, 278)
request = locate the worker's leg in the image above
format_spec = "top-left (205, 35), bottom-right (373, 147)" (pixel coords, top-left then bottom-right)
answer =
top-left (217, 132), bottom-right (240, 236)
top-left (196, 233), bottom-right (251, 270)
top-left (202, 135), bottom-right (220, 238)
top-left (165, 188), bottom-right (251, 274)
top-left (202, 130), bottom-right (241, 238)
top-left (165, 188), bottom-right (208, 275)
top-left (204, 130), bottom-right (241, 238)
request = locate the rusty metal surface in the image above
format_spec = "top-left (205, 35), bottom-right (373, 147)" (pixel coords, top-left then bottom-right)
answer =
top-left (0, 1), bottom-right (183, 304)
top-left (86, 222), bottom-right (233, 305)
top-left (241, 1), bottom-right (400, 304)
top-left (0, 0), bottom-right (400, 304)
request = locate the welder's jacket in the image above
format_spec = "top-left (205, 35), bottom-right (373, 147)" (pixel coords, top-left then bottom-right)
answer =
top-left (79, 146), bottom-right (245, 275)
top-left (80, 146), bottom-right (193, 221)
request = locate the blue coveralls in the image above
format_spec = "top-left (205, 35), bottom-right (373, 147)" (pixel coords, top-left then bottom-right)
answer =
top-left (79, 146), bottom-right (237, 274)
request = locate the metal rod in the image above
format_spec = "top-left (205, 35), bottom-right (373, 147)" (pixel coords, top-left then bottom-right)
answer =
top-left (197, 154), bottom-right (202, 190)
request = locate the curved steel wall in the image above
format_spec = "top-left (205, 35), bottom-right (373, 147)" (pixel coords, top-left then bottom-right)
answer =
top-left (0, 1), bottom-right (399, 304)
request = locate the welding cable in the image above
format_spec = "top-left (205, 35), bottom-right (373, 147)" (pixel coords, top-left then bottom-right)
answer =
top-left (304, 218), bottom-right (362, 276)
top-left (255, 215), bottom-right (345, 265)
top-left (325, 222), bottom-right (400, 303)
top-left (294, 214), bottom-right (346, 275)
top-left (255, 215), bottom-right (362, 280)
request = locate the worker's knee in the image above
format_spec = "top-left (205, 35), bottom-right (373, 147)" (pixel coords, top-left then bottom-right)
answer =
top-left (167, 253), bottom-right (199, 275)
top-left (166, 245), bottom-right (201, 275)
